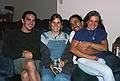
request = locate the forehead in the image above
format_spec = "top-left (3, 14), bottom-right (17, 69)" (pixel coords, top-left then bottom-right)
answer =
top-left (70, 17), bottom-right (80, 22)
top-left (89, 16), bottom-right (99, 20)
top-left (25, 14), bottom-right (35, 19)
top-left (51, 18), bottom-right (61, 22)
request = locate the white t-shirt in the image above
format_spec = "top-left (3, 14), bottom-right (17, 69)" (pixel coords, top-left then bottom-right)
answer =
top-left (69, 31), bottom-right (77, 64)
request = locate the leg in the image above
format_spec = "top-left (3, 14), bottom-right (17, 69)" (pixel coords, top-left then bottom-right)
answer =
top-left (0, 76), bottom-right (5, 81)
top-left (54, 73), bottom-right (71, 81)
top-left (41, 68), bottom-right (54, 81)
top-left (0, 56), bottom-right (14, 78)
top-left (21, 70), bottom-right (29, 81)
top-left (77, 58), bottom-right (115, 81)
top-left (23, 59), bottom-right (41, 81)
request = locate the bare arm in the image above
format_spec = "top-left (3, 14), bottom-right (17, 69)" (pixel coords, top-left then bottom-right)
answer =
top-left (90, 39), bottom-right (108, 51)
top-left (70, 39), bottom-right (97, 60)
top-left (76, 39), bottom-right (108, 53)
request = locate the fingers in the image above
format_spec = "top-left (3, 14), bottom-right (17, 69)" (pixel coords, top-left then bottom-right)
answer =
top-left (22, 50), bottom-right (33, 58)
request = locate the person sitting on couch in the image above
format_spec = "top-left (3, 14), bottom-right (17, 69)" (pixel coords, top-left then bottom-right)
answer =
top-left (70, 10), bottom-right (115, 81)
top-left (2, 11), bottom-right (51, 81)
top-left (41, 13), bottom-right (74, 81)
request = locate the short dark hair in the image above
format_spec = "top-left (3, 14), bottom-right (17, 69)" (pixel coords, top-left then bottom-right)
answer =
top-left (50, 13), bottom-right (62, 23)
top-left (22, 11), bottom-right (37, 20)
top-left (69, 14), bottom-right (82, 22)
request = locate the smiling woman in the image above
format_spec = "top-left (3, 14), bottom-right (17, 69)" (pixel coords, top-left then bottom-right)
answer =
top-left (70, 10), bottom-right (115, 81)
top-left (41, 13), bottom-right (74, 81)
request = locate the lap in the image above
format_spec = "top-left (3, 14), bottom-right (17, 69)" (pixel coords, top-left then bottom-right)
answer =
top-left (14, 58), bottom-right (41, 74)
top-left (94, 51), bottom-right (120, 72)
top-left (0, 56), bottom-right (14, 78)
top-left (41, 68), bottom-right (71, 81)
top-left (77, 58), bottom-right (111, 76)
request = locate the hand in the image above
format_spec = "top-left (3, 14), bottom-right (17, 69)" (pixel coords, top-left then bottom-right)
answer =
top-left (97, 58), bottom-right (106, 64)
top-left (88, 55), bottom-right (97, 60)
top-left (22, 50), bottom-right (33, 59)
top-left (59, 60), bottom-right (65, 68)
top-left (50, 64), bottom-right (62, 75)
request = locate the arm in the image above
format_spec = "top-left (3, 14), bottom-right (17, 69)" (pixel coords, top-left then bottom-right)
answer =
top-left (90, 39), bottom-right (108, 51)
top-left (41, 33), bottom-right (48, 45)
top-left (76, 39), bottom-right (108, 54)
top-left (60, 42), bottom-right (75, 74)
top-left (70, 39), bottom-right (97, 60)
top-left (40, 41), bottom-right (52, 68)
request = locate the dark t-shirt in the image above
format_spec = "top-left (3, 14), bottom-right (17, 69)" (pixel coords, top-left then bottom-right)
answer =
top-left (2, 28), bottom-right (41, 60)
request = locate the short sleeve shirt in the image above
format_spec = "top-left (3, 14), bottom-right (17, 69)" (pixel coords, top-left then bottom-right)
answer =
top-left (73, 28), bottom-right (107, 43)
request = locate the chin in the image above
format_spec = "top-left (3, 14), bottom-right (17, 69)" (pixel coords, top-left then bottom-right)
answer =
top-left (27, 27), bottom-right (33, 31)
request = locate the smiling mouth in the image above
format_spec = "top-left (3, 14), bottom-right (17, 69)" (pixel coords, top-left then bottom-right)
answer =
top-left (73, 26), bottom-right (80, 29)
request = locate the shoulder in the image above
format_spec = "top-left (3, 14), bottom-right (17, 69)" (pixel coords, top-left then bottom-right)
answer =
top-left (70, 31), bottom-right (75, 37)
top-left (61, 32), bottom-right (69, 39)
top-left (96, 28), bottom-right (107, 34)
top-left (74, 28), bottom-right (86, 36)
top-left (41, 31), bottom-right (50, 39)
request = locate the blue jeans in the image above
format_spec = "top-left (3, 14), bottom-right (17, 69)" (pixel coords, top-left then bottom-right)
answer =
top-left (41, 68), bottom-right (71, 81)
top-left (77, 58), bottom-right (115, 81)
top-left (0, 56), bottom-right (14, 78)
top-left (0, 76), bottom-right (5, 81)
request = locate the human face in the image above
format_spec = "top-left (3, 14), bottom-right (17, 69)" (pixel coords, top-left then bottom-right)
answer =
top-left (70, 17), bottom-right (82, 31)
top-left (22, 14), bottom-right (35, 33)
top-left (87, 16), bottom-right (99, 30)
top-left (50, 18), bottom-right (62, 33)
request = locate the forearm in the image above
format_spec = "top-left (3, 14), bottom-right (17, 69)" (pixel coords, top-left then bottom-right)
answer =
top-left (70, 40), bottom-right (97, 60)
top-left (70, 47), bottom-right (97, 60)
top-left (91, 42), bottom-right (107, 51)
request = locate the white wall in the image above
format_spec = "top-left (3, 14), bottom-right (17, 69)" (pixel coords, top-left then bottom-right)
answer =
top-left (57, 0), bottom-right (120, 51)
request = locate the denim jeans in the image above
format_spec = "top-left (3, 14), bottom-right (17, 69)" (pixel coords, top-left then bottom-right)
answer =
top-left (0, 76), bottom-right (5, 81)
top-left (41, 68), bottom-right (71, 81)
top-left (47, 40), bottom-right (66, 60)
top-left (93, 51), bottom-right (120, 72)
top-left (0, 56), bottom-right (14, 78)
top-left (77, 58), bottom-right (115, 81)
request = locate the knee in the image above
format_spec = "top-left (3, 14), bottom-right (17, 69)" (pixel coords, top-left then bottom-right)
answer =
top-left (21, 70), bottom-right (29, 79)
top-left (103, 66), bottom-right (113, 75)
top-left (42, 74), bottom-right (53, 81)
top-left (25, 59), bottom-right (36, 69)
top-left (42, 69), bottom-right (54, 81)
top-left (54, 73), bottom-right (70, 81)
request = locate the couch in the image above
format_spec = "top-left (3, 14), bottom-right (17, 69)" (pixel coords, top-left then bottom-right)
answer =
top-left (2, 19), bottom-right (120, 81)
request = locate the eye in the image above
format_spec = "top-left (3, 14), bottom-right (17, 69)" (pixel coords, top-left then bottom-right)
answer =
top-left (89, 20), bottom-right (99, 24)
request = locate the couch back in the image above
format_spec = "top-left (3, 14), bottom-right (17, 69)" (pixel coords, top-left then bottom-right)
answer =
top-left (4, 18), bottom-right (72, 35)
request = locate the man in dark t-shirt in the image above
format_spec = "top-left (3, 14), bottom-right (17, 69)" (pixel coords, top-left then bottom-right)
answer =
top-left (2, 11), bottom-right (51, 81)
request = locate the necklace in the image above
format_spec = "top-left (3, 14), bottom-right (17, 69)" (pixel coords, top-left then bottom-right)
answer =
top-left (88, 30), bottom-right (96, 40)
top-left (51, 31), bottom-right (61, 39)
top-left (92, 35), bottom-right (95, 40)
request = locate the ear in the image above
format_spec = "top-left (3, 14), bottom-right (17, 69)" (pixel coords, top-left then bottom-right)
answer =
top-left (49, 21), bottom-right (51, 24)
top-left (49, 21), bottom-right (52, 29)
top-left (21, 19), bottom-right (24, 24)
top-left (81, 21), bottom-right (84, 27)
